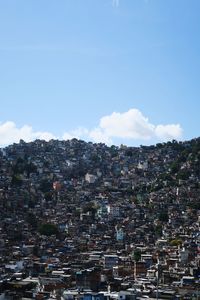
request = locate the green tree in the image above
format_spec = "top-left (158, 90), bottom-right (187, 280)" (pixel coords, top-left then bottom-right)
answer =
top-left (44, 192), bottom-right (53, 202)
top-left (39, 179), bottom-right (52, 193)
top-left (38, 223), bottom-right (58, 236)
top-left (11, 174), bottom-right (23, 186)
top-left (158, 212), bottom-right (169, 222)
top-left (26, 212), bottom-right (38, 229)
top-left (155, 224), bottom-right (162, 237)
top-left (170, 161), bottom-right (180, 174)
top-left (83, 201), bottom-right (99, 217)
top-left (177, 170), bottom-right (190, 180)
top-left (133, 249), bottom-right (141, 262)
top-left (169, 239), bottom-right (182, 246)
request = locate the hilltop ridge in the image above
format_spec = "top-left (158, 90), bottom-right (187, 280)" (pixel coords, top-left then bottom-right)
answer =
top-left (1, 137), bottom-right (200, 196)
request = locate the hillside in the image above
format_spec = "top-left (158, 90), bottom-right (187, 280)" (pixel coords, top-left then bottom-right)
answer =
top-left (0, 137), bottom-right (200, 297)
top-left (0, 137), bottom-right (200, 245)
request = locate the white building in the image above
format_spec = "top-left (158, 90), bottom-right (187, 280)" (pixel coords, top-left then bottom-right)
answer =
top-left (85, 173), bottom-right (97, 184)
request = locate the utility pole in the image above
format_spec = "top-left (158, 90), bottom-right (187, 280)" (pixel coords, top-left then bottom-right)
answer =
top-left (156, 273), bottom-right (159, 300)
top-left (156, 263), bottom-right (162, 300)
top-left (196, 278), bottom-right (199, 300)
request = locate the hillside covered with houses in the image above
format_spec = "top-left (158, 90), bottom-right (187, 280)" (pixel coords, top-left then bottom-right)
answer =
top-left (0, 138), bottom-right (200, 299)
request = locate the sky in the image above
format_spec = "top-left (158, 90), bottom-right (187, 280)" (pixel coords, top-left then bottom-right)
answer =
top-left (0, 0), bottom-right (200, 147)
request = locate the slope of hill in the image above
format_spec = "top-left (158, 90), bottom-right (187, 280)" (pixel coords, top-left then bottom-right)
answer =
top-left (0, 137), bottom-right (199, 246)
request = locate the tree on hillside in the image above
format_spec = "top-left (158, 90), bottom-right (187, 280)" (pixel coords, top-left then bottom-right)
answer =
top-left (38, 223), bottom-right (58, 236)
top-left (39, 179), bottom-right (52, 193)
top-left (133, 249), bottom-right (141, 262)
top-left (158, 212), bottom-right (169, 222)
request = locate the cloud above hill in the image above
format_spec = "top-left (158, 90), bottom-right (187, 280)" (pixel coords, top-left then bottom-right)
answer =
top-left (155, 124), bottom-right (183, 141)
top-left (0, 109), bottom-right (183, 147)
top-left (91, 109), bottom-right (155, 140)
top-left (0, 121), bottom-right (55, 146)
top-left (87, 109), bottom-right (183, 143)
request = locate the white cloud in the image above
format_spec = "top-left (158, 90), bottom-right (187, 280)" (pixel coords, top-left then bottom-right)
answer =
top-left (87, 109), bottom-right (183, 144)
top-left (155, 124), bottom-right (183, 141)
top-left (0, 121), bottom-right (55, 147)
top-left (89, 128), bottom-right (112, 144)
top-left (62, 132), bottom-right (76, 141)
top-left (62, 127), bottom-right (89, 141)
top-left (99, 109), bottom-right (155, 140)
top-left (0, 110), bottom-right (183, 147)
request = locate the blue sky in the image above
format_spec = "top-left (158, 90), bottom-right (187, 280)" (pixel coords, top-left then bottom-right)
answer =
top-left (0, 0), bottom-right (200, 147)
